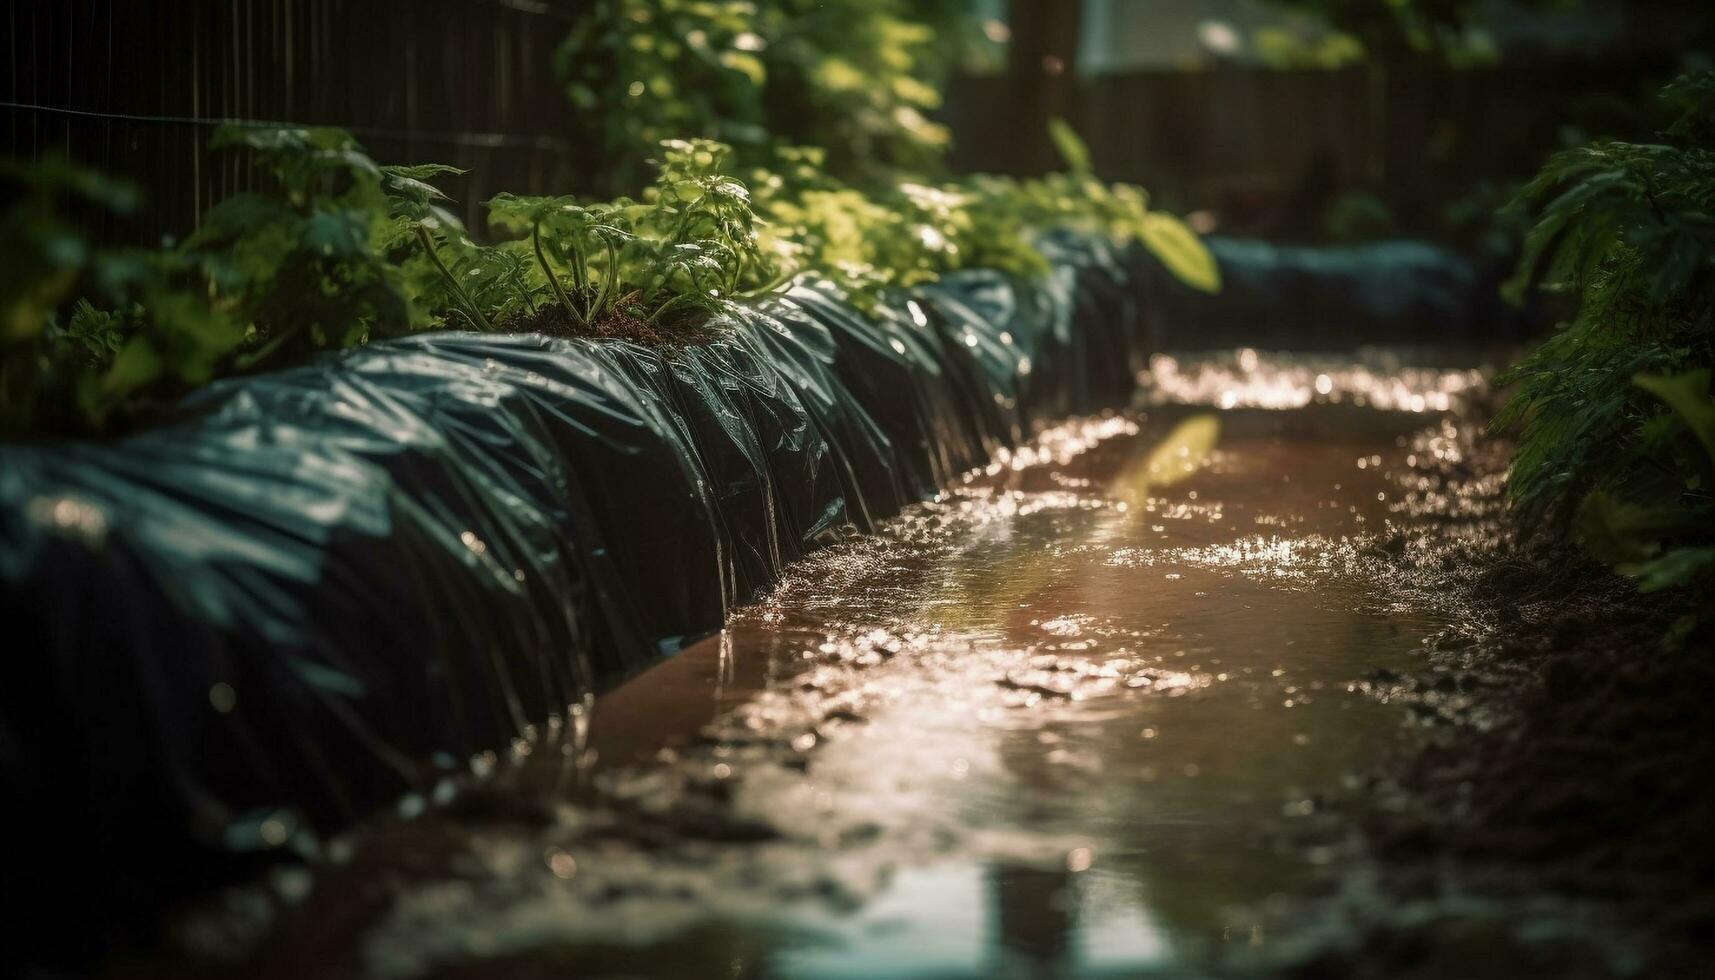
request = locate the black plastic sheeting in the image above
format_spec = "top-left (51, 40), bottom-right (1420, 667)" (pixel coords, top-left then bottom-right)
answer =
top-left (0, 233), bottom-right (1514, 947)
top-left (0, 233), bottom-right (1152, 934)
top-left (1153, 237), bottom-right (1532, 349)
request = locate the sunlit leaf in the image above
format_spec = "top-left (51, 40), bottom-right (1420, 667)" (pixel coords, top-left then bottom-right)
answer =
top-left (1634, 370), bottom-right (1715, 469)
top-left (1140, 211), bottom-right (1221, 293)
top-left (1047, 118), bottom-right (1091, 176)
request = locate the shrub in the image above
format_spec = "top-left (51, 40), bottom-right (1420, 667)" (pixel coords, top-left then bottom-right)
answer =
top-left (1, 157), bottom-right (149, 435)
top-left (556, 0), bottom-right (967, 193)
top-left (1498, 71), bottom-right (1715, 596)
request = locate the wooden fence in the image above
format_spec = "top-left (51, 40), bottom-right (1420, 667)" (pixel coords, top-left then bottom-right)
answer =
top-left (4, 0), bottom-right (580, 242)
top-left (945, 61), bottom-right (1648, 237)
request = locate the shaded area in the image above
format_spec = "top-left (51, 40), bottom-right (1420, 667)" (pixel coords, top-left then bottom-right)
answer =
top-left (1289, 537), bottom-right (1715, 978)
top-left (1151, 238), bottom-right (1530, 350)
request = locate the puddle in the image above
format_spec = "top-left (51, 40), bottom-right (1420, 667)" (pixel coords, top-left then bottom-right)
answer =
top-left (155, 349), bottom-right (1509, 980)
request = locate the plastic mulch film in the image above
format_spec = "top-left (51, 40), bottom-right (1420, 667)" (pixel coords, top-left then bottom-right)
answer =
top-left (1147, 237), bottom-right (1532, 349)
top-left (0, 234), bottom-right (1147, 927)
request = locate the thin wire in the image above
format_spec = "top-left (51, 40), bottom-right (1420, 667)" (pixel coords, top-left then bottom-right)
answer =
top-left (0, 99), bottom-right (574, 152)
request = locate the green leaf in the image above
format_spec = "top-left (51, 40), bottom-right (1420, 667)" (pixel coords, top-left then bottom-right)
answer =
top-left (717, 50), bottom-right (766, 86)
top-left (302, 211), bottom-right (371, 258)
top-left (1140, 211), bottom-right (1221, 293)
top-left (381, 163), bottom-right (468, 182)
top-left (1576, 491), bottom-right (1696, 565)
top-left (1634, 370), bottom-right (1715, 470)
top-left (1621, 545), bottom-right (1715, 593)
top-left (101, 336), bottom-right (164, 396)
top-left (1047, 118), bottom-right (1092, 176)
top-left (185, 194), bottom-right (292, 247)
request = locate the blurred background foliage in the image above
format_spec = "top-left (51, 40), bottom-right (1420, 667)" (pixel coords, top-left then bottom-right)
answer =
top-left (557, 0), bottom-right (999, 195)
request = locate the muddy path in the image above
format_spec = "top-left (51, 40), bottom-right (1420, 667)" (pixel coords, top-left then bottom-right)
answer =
top-left (112, 349), bottom-right (1707, 979)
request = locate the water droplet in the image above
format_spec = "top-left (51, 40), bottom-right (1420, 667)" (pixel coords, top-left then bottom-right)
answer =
top-left (208, 682), bottom-right (237, 714)
top-left (1066, 847), bottom-right (1094, 872)
top-left (546, 849), bottom-right (578, 879)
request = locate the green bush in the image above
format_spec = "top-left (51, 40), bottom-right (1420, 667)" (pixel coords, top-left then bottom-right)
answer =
top-left (1, 157), bottom-right (148, 435)
top-left (1497, 71), bottom-right (1715, 596)
top-left (1, 116), bottom-right (1219, 438)
top-left (746, 122), bottom-right (1220, 312)
top-left (556, 0), bottom-right (970, 194)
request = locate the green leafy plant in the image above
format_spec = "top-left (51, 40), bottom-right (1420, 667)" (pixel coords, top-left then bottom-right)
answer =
top-left (740, 121), bottom-right (1220, 312)
top-left (759, 0), bottom-right (954, 178)
top-left (1498, 71), bottom-right (1715, 597)
top-left (1578, 371), bottom-right (1715, 592)
top-left (957, 121), bottom-right (1221, 295)
top-left (483, 139), bottom-right (779, 334)
top-left (380, 163), bottom-right (493, 331)
top-left (558, 0), bottom-right (770, 194)
top-left (0, 157), bottom-right (145, 434)
top-left (1252, 24), bottom-right (1367, 69)
top-left (178, 126), bottom-right (422, 364)
top-left (0, 158), bottom-right (252, 435)
top-left (2, 128), bottom-right (477, 435)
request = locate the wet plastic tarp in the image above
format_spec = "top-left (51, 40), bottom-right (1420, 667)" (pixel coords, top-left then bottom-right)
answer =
top-left (0, 233), bottom-right (1149, 923)
top-left (1149, 237), bottom-right (1531, 348)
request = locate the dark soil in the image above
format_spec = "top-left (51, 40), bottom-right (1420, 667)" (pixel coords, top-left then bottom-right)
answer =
top-left (1279, 539), bottom-right (1715, 977)
top-left (500, 298), bottom-right (718, 347)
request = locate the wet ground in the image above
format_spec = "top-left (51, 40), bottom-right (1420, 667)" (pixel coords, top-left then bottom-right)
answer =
top-left (142, 349), bottom-right (1517, 980)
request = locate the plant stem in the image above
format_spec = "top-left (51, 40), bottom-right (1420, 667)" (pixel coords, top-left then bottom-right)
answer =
top-left (534, 222), bottom-right (581, 326)
top-left (737, 267), bottom-right (793, 298)
top-left (590, 237), bottom-right (619, 323)
top-left (414, 226), bottom-right (493, 331)
top-left (566, 240), bottom-right (594, 323)
top-left (567, 235), bottom-right (588, 296)
top-left (646, 292), bottom-right (693, 325)
top-left (235, 320), bottom-right (306, 370)
top-left (511, 272), bottom-right (538, 317)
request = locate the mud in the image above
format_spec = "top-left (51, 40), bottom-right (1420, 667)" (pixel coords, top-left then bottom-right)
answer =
top-left (99, 348), bottom-right (1712, 979)
top-left (1272, 526), bottom-right (1715, 978)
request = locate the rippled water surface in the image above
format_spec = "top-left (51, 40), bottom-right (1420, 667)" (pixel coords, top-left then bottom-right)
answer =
top-left (170, 350), bottom-right (1508, 980)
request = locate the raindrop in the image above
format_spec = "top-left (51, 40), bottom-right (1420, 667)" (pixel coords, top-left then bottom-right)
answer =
top-left (208, 682), bottom-right (237, 714)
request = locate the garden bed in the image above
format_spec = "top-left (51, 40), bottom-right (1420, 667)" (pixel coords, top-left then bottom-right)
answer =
top-left (1, 232), bottom-right (1150, 948)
